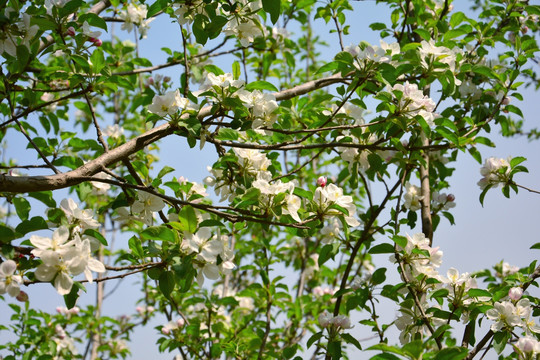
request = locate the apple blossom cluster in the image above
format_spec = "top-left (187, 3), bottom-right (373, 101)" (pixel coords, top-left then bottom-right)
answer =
top-left (0, 10), bottom-right (38, 57)
top-left (115, 190), bottom-right (166, 226)
top-left (349, 40), bottom-right (400, 68)
top-left (174, 0), bottom-right (263, 46)
top-left (318, 310), bottom-right (353, 330)
top-left (222, 0), bottom-right (264, 47)
top-left (147, 89), bottom-right (198, 118)
top-left (438, 267), bottom-right (480, 315)
top-left (431, 191), bottom-right (456, 212)
top-left (403, 182), bottom-right (423, 211)
top-left (418, 39), bottom-right (462, 75)
top-left (516, 335), bottom-right (540, 357)
top-left (205, 147), bottom-right (271, 202)
top-left (182, 227), bottom-right (235, 284)
top-left (118, 2), bottom-right (154, 39)
top-left (30, 224), bottom-right (106, 295)
top-left (313, 183), bottom-right (360, 227)
top-left (477, 156), bottom-right (511, 190)
top-left (252, 178), bottom-right (302, 222)
top-left (236, 89), bottom-right (279, 130)
top-left (320, 218), bottom-right (342, 244)
top-left (392, 233), bottom-right (443, 281)
top-left (395, 301), bottom-right (446, 344)
top-left (390, 82), bottom-right (439, 126)
top-left (161, 318), bottom-right (185, 335)
top-left (487, 296), bottom-right (540, 334)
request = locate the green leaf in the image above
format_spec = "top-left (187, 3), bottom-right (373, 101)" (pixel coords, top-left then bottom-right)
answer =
top-left (368, 243), bottom-right (395, 254)
top-left (492, 331), bottom-right (510, 354)
top-left (159, 270), bottom-right (175, 298)
top-left (232, 61), bottom-right (241, 80)
top-left (316, 61), bottom-right (339, 74)
top-left (318, 244), bottom-right (335, 266)
top-left (414, 28), bottom-right (431, 41)
top-left (63, 282), bottom-right (84, 309)
top-left (141, 226), bottom-right (177, 242)
top-left (391, 235), bottom-right (407, 248)
top-left (157, 166), bottom-right (175, 179)
top-left (78, 13), bottom-right (108, 31)
top-left (179, 205), bottom-right (198, 233)
top-left (433, 347), bottom-right (468, 360)
top-left (15, 217), bottom-right (48, 236)
top-left (59, 0), bottom-right (83, 17)
top-left (0, 225), bottom-right (18, 243)
top-left (531, 242), bottom-right (540, 250)
top-left (341, 333), bottom-right (361, 350)
top-left (90, 48), bottom-right (105, 73)
top-left (328, 340), bottom-right (342, 360)
top-left (147, 0), bottom-right (168, 18)
top-left (13, 197), bottom-right (30, 221)
top-left (307, 331), bottom-right (323, 349)
top-left (510, 156), bottom-right (526, 168)
top-left (83, 229), bottom-right (108, 246)
top-left (199, 219), bottom-right (226, 228)
top-left (467, 288), bottom-right (492, 298)
top-left (128, 236), bottom-right (144, 258)
top-left (371, 268), bottom-right (386, 286)
top-left (262, 0), bottom-right (280, 24)
top-left (435, 126), bottom-right (459, 145)
top-left (245, 81), bottom-right (279, 92)
top-left (370, 354), bottom-right (402, 360)
top-left (402, 340), bottom-right (423, 359)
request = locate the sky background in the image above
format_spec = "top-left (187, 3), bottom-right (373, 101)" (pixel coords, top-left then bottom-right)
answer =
top-left (1, 1), bottom-right (540, 359)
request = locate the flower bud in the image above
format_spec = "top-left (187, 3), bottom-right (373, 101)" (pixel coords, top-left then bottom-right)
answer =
top-left (161, 327), bottom-right (170, 335)
top-left (508, 287), bottom-right (523, 301)
top-left (93, 38), bottom-right (102, 47)
top-left (446, 194), bottom-right (455, 202)
top-left (176, 318), bottom-right (185, 327)
top-left (66, 26), bottom-right (76, 37)
top-left (317, 176), bottom-right (327, 187)
top-left (517, 336), bottom-right (537, 353)
top-left (502, 97), bottom-right (511, 105)
top-left (331, 315), bottom-right (353, 329)
top-left (318, 310), bottom-right (332, 327)
top-left (163, 76), bottom-right (171, 83)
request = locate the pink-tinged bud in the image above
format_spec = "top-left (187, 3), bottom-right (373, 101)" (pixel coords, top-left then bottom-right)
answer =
top-left (176, 318), bottom-right (185, 327)
top-left (446, 194), bottom-right (455, 202)
top-left (502, 97), bottom-right (511, 105)
top-left (66, 26), bottom-right (76, 37)
top-left (517, 336), bottom-right (537, 353)
top-left (16, 291), bottom-right (28, 302)
top-left (70, 307), bottom-right (80, 315)
top-left (93, 38), bottom-right (102, 47)
top-left (318, 310), bottom-right (332, 328)
top-left (521, 26), bottom-right (529, 34)
top-left (135, 306), bottom-right (143, 314)
top-left (161, 327), bottom-right (170, 335)
top-left (508, 287), bottom-right (523, 301)
top-left (317, 176), bottom-right (327, 187)
top-left (331, 315), bottom-right (353, 329)
top-left (56, 306), bottom-right (63, 313)
top-left (163, 76), bottom-right (171, 83)
top-left (147, 77), bottom-right (154, 85)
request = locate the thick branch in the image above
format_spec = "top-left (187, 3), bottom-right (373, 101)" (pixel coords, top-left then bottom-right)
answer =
top-left (0, 74), bottom-right (348, 193)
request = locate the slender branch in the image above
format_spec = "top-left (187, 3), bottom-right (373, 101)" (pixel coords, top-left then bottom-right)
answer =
top-left (514, 182), bottom-right (540, 195)
top-left (12, 117), bottom-right (60, 174)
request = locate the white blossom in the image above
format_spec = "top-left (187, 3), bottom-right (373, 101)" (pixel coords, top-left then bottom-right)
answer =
top-left (477, 157), bottom-right (511, 190)
top-left (60, 198), bottom-right (100, 230)
top-left (0, 260), bottom-right (22, 297)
